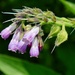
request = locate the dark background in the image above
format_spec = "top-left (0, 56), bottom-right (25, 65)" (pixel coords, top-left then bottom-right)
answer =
top-left (0, 0), bottom-right (75, 75)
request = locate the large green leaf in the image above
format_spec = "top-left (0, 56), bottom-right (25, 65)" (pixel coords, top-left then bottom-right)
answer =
top-left (60, 0), bottom-right (75, 15)
top-left (0, 54), bottom-right (60, 75)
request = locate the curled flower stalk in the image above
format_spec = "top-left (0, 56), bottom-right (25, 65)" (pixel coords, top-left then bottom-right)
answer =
top-left (1, 6), bottom-right (75, 57)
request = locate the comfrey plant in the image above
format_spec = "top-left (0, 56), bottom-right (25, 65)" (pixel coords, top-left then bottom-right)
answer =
top-left (0, 6), bottom-right (75, 57)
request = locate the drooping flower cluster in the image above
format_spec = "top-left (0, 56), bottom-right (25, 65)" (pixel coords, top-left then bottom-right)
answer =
top-left (1, 6), bottom-right (75, 57)
top-left (0, 21), bottom-right (44, 57)
top-left (0, 7), bottom-right (45, 58)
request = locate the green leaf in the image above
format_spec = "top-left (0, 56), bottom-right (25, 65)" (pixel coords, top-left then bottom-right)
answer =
top-left (0, 54), bottom-right (60, 75)
top-left (60, 0), bottom-right (75, 15)
top-left (56, 43), bottom-right (75, 75)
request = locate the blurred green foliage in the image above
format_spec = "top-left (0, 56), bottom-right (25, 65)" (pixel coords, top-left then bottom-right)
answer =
top-left (0, 54), bottom-right (60, 75)
top-left (0, 0), bottom-right (75, 75)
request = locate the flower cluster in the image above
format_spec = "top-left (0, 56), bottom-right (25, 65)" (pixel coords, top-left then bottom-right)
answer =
top-left (0, 22), bottom-right (44, 57)
top-left (1, 6), bottom-right (75, 57)
top-left (0, 7), bottom-right (44, 58)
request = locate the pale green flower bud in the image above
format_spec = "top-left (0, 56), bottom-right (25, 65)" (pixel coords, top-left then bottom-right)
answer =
top-left (55, 25), bottom-right (68, 46)
top-left (39, 28), bottom-right (44, 37)
top-left (28, 18), bottom-right (39, 22)
top-left (25, 25), bottom-right (32, 31)
top-left (48, 25), bottom-right (61, 38)
top-left (32, 8), bottom-right (42, 15)
top-left (43, 10), bottom-right (56, 22)
top-left (22, 22), bottom-right (32, 31)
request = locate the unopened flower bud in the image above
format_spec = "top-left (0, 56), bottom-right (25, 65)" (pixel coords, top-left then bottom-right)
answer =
top-left (43, 10), bottom-right (56, 22)
top-left (32, 8), bottom-right (42, 15)
top-left (48, 25), bottom-right (61, 38)
top-left (22, 23), bottom-right (32, 31)
top-left (55, 25), bottom-right (68, 46)
top-left (25, 25), bottom-right (32, 31)
top-left (38, 36), bottom-right (44, 51)
top-left (28, 18), bottom-right (39, 22)
top-left (39, 28), bottom-right (44, 37)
